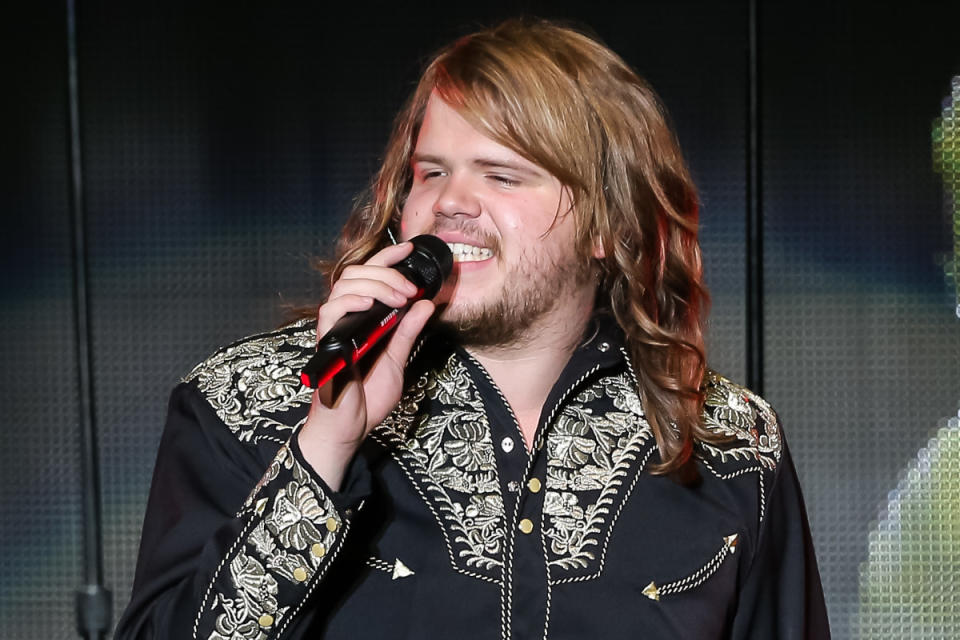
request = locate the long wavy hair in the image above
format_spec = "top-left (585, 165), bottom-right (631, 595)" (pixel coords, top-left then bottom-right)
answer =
top-left (327, 18), bottom-right (713, 474)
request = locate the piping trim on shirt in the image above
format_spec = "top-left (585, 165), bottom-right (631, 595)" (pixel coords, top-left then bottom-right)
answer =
top-left (193, 443), bottom-right (344, 640)
top-left (641, 534), bottom-right (740, 601)
top-left (369, 431), bottom-right (502, 586)
top-left (542, 369), bottom-right (654, 577)
top-left (376, 354), bottom-right (507, 579)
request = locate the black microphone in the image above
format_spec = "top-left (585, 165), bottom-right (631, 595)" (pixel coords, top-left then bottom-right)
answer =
top-left (300, 234), bottom-right (453, 389)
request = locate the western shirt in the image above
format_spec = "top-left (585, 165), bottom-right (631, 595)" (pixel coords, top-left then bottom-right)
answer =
top-left (116, 316), bottom-right (830, 639)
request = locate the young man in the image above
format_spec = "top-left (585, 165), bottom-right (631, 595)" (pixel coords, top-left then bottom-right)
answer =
top-left (117, 19), bottom-right (829, 639)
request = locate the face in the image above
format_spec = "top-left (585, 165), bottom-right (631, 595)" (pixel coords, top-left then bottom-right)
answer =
top-left (399, 94), bottom-right (596, 347)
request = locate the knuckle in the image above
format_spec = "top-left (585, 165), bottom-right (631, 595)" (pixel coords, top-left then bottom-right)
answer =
top-left (341, 265), bottom-right (364, 279)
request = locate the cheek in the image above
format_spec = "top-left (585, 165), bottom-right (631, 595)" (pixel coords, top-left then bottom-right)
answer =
top-left (399, 201), bottom-right (431, 239)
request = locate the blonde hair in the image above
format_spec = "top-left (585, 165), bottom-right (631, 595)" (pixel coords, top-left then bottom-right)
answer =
top-left (330, 18), bottom-right (712, 474)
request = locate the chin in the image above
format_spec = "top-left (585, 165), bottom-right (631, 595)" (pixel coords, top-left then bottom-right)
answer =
top-left (436, 301), bottom-right (474, 324)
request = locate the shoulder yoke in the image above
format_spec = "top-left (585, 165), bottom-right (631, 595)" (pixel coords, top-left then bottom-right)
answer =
top-left (183, 319), bottom-right (316, 443)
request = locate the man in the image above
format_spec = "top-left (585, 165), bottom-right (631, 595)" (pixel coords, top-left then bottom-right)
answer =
top-left (117, 19), bottom-right (829, 639)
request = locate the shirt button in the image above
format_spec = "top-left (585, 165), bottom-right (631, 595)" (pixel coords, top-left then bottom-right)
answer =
top-left (527, 478), bottom-right (542, 493)
top-left (519, 518), bottom-right (534, 534)
top-left (500, 437), bottom-right (515, 453)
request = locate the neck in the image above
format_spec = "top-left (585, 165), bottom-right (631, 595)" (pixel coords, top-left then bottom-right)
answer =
top-left (466, 300), bottom-right (594, 448)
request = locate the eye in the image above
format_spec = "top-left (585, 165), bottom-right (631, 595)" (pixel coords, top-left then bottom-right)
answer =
top-left (489, 174), bottom-right (520, 187)
top-left (415, 167), bottom-right (446, 182)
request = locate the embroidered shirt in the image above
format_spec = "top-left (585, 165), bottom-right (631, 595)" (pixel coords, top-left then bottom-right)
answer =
top-left (116, 317), bottom-right (830, 639)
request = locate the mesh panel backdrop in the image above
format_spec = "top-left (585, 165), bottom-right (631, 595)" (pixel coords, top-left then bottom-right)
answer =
top-left (2, 1), bottom-right (958, 638)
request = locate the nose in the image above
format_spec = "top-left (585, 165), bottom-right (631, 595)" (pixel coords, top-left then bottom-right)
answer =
top-left (433, 173), bottom-right (481, 219)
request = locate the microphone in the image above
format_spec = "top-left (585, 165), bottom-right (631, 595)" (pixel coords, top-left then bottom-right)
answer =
top-left (300, 234), bottom-right (453, 389)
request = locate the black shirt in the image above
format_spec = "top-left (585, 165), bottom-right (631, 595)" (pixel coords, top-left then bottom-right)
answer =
top-left (116, 317), bottom-right (830, 639)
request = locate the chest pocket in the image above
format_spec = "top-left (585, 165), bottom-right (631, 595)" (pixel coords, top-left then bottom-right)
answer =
top-left (639, 533), bottom-right (740, 602)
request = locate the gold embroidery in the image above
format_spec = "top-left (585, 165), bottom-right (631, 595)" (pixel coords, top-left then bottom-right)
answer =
top-left (700, 371), bottom-right (781, 470)
top-left (377, 354), bottom-right (506, 576)
top-left (208, 551), bottom-right (288, 640)
top-left (184, 321), bottom-right (315, 442)
top-left (724, 533), bottom-right (739, 552)
top-left (543, 371), bottom-right (653, 572)
top-left (642, 581), bottom-right (660, 601)
top-left (207, 445), bottom-right (341, 639)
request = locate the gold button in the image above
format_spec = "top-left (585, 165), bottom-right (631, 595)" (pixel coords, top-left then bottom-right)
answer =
top-left (325, 517), bottom-right (339, 532)
top-left (519, 518), bottom-right (534, 534)
top-left (293, 567), bottom-right (308, 582)
top-left (311, 543), bottom-right (326, 558)
top-left (527, 478), bottom-right (542, 493)
top-left (258, 613), bottom-right (274, 627)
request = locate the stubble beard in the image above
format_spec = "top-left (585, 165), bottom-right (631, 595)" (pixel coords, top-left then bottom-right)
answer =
top-left (437, 246), bottom-right (595, 349)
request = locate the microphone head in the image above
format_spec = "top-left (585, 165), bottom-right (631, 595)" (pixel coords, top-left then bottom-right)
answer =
top-left (405, 234), bottom-right (454, 298)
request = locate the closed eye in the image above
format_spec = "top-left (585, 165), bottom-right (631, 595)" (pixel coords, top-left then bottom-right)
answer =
top-left (489, 174), bottom-right (520, 187)
top-left (415, 167), bottom-right (447, 182)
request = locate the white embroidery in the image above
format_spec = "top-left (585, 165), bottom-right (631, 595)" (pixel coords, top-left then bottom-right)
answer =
top-left (376, 354), bottom-right (506, 576)
top-left (542, 372), bottom-right (654, 573)
top-left (184, 321), bottom-right (315, 443)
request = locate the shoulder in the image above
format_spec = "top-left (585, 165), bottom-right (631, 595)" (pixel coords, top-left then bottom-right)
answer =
top-left (696, 370), bottom-right (783, 475)
top-left (180, 318), bottom-right (317, 443)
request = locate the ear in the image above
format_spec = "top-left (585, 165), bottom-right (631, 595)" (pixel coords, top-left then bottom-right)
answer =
top-left (591, 235), bottom-right (606, 259)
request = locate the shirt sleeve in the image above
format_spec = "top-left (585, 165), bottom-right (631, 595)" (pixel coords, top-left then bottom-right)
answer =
top-left (114, 382), bottom-right (371, 639)
top-left (729, 437), bottom-right (831, 639)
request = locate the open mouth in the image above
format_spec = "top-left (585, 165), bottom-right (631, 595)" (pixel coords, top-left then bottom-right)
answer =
top-left (446, 242), bottom-right (493, 263)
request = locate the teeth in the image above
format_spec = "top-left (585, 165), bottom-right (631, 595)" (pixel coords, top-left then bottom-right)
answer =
top-left (446, 242), bottom-right (493, 263)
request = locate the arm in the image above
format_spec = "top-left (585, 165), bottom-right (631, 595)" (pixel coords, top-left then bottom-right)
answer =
top-left (114, 382), bottom-right (368, 639)
top-left (729, 440), bottom-right (831, 639)
top-left (117, 242), bottom-right (434, 638)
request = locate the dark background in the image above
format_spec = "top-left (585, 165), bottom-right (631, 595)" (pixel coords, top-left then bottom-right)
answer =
top-left (3, 1), bottom-right (959, 638)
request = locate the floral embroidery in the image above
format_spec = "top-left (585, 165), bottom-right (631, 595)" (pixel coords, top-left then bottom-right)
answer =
top-left (184, 321), bottom-right (315, 443)
top-left (203, 445), bottom-right (341, 639)
top-left (699, 371), bottom-right (781, 470)
top-left (209, 551), bottom-right (287, 640)
top-left (375, 354), bottom-right (505, 579)
top-left (269, 481), bottom-right (326, 550)
top-left (543, 371), bottom-right (654, 574)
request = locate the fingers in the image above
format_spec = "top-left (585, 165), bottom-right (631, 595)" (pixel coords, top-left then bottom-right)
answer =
top-left (330, 242), bottom-right (420, 305)
top-left (330, 276), bottom-right (413, 308)
top-left (364, 241), bottom-right (415, 268)
top-left (381, 299), bottom-right (436, 372)
top-left (318, 242), bottom-right (420, 336)
top-left (350, 241), bottom-right (419, 294)
top-left (317, 293), bottom-right (374, 337)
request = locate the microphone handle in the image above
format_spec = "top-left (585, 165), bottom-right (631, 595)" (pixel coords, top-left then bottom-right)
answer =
top-left (300, 300), bottom-right (409, 389)
top-left (300, 236), bottom-right (449, 389)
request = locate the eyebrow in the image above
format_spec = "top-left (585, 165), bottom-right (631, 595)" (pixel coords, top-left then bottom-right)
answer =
top-left (411, 153), bottom-right (546, 179)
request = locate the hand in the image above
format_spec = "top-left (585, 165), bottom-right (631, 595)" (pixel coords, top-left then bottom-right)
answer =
top-left (298, 242), bottom-right (436, 490)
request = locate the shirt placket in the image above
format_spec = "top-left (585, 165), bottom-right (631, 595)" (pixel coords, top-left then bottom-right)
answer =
top-left (460, 335), bottom-right (622, 640)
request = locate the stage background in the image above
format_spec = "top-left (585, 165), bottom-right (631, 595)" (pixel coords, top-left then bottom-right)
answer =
top-left (3, 1), bottom-right (959, 637)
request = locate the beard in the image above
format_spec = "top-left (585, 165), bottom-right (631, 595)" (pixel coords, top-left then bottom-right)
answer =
top-left (436, 244), bottom-right (596, 348)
